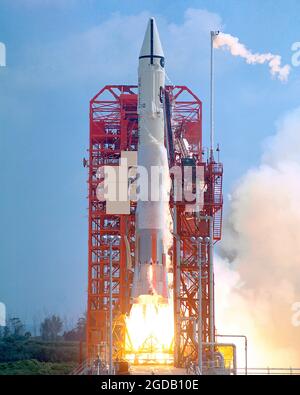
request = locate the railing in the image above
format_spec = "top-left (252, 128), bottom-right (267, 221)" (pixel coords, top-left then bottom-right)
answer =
top-left (236, 367), bottom-right (300, 375)
top-left (70, 359), bottom-right (92, 375)
top-left (186, 364), bottom-right (300, 376)
top-left (70, 358), bottom-right (112, 375)
top-left (71, 360), bottom-right (300, 375)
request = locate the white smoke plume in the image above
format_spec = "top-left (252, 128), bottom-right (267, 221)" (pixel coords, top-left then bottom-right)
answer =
top-left (214, 32), bottom-right (290, 81)
top-left (215, 107), bottom-right (300, 368)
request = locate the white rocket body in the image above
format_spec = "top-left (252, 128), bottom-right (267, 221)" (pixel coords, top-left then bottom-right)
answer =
top-left (131, 18), bottom-right (169, 302)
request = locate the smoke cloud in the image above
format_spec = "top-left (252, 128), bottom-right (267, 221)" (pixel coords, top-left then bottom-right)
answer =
top-left (214, 32), bottom-right (290, 81)
top-left (215, 107), bottom-right (300, 368)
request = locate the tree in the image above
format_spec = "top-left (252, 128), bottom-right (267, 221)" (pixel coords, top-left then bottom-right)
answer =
top-left (76, 316), bottom-right (86, 340)
top-left (63, 315), bottom-right (86, 341)
top-left (40, 315), bottom-right (63, 341)
top-left (9, 317), bottom-right (25, 338)
top-left (2, 325), bottom-right (10, 338)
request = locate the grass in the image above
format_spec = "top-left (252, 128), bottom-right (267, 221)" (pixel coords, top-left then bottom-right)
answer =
top-left (0, 359), bottom-right (77, 375)
top-left (0, 338), bottom-right (83, 375)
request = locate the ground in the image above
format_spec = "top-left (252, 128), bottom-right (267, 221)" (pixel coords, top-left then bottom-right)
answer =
top-left (130, 365), bottom-right (187, 375)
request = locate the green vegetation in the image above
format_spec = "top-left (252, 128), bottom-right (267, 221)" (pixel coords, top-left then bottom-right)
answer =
top-left (0, 337), bottom-right (80, 363)
top-left (0, 359), bottom-right (77, 375)
top-left (40, 315), bottom-right (63, 341)
top-left (0, 315), bottom-right (86, 375)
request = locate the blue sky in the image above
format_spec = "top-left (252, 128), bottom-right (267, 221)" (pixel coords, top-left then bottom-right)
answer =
top-left (0, 0), bottom-right (300, 326)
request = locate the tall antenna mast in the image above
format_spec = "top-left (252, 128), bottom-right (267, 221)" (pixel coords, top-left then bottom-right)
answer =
top-left (210, 31), bottom-right (219, 162)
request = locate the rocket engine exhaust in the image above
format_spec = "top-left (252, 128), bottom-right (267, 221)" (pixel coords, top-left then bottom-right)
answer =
top-left (131, 18), bottom-right (170, 304)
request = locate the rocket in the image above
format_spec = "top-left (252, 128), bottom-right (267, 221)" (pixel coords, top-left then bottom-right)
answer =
top-left (131, 18), bottom-right (169, 303)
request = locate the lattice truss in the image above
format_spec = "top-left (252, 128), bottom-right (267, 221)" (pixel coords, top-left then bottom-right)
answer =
top-left (86, 85), bottom-right (223, 366)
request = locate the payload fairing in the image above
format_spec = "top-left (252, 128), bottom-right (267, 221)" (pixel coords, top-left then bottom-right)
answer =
top-left (131, 18), bottom-right (169, 302)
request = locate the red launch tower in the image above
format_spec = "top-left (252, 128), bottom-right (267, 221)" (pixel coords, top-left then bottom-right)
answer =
top-left (86, 84), bottom-right (223, 367)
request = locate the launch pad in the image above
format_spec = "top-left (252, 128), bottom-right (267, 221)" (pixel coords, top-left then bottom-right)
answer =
top-left (85, 18), bottom-right (229, 374)
top-left (86, 84), bottom-right (225, 370)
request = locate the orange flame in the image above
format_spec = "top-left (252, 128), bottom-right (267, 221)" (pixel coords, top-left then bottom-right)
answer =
top-left (125, 294), bottom-right (174, 364)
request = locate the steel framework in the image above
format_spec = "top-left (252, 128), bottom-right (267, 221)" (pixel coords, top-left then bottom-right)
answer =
top-left (165, 86), bottom-right (223, 367)
top-left (86, 84), bottom-right (223, 367)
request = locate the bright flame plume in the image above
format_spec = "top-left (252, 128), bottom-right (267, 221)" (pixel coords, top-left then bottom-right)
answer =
top-left (125, 294), bottom-right (174, 364)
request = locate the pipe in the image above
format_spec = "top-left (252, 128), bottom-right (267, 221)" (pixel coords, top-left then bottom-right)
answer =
top-left (197, 238), bottom-right (203, 374)
top-left (209, 216), bottom-right (214, 349)
top-left (197, 215), bottom-right (214, 361)
top-left (109, 240), bottom-right (113, 375)
top-left (210, 31), bottom-right (214, 160)
top-left (216, 334), bottom-right (248, 375)
top-left (173, 208), bottom-right (181, 366)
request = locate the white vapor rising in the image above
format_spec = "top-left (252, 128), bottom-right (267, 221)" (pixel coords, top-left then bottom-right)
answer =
top-left (214, 32), bottom-right (290, 81)
top-left (215, 107), bottom-right (300, 368)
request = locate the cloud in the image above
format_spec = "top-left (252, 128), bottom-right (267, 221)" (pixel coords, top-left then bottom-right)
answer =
top-left (14, 8), bottom-right (222, 89)
top-left (165, 9), bottom-right (222, 78)
top-left (216, 107), bottom-right (300, 368)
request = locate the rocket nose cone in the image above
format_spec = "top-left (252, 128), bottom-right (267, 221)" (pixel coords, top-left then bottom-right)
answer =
top-left (139, 17), bottom-right (164, 58)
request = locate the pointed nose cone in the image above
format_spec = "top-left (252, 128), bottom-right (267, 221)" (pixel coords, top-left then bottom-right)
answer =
top-left (139, 17), bottom-right (164, 58)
